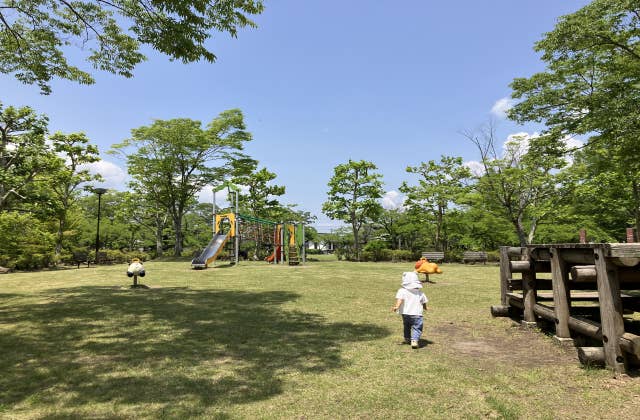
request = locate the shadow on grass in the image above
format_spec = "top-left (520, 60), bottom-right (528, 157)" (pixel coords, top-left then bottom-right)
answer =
top-left (0, 286), bottom-right (389, 414)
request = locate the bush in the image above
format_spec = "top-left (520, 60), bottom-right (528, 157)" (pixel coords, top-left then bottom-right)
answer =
top-left (445, 249), bottom-right (464, 263)
top-left (486, 250), bottom-right (500, 262)
top-left (390, 249), bottom-right (414, 262)
top-left (0, 212), bottom-right (55, 270)
top-left (363, 240), bottom-right (391, 262)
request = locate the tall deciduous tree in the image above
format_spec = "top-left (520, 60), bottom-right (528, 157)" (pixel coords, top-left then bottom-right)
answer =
top-left (400, 155), bottom-right (470, 251)
top-left (48, 132), bottom-right (102, 256)
top-left (111, 109), bottom-right (251, 256)
top-left (322, 159), bottom-right (383, 261)
top-left (567, 144), bottom-right (640, 241)
top-left (508, 0), bottom-right (640, 235)
top-left (0, 101), bottom-right (57, 212)
top-left (463, 125), bottom-right (567, 246)
top-left (0, 0), bottom-right (265, 93)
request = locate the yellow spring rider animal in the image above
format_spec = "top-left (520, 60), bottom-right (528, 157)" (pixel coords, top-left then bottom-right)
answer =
top-left (414, 257), bottom-right (442, 282)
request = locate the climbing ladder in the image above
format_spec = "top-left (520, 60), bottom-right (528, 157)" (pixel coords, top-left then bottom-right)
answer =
top-left (288, 246), bottom-right (300, 265)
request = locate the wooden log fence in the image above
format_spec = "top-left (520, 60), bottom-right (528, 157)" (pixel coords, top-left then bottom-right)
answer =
top-left (492, 243), bottom-right (640, 374)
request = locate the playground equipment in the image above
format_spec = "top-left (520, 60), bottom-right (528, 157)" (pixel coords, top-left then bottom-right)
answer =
top-left (126, 258), bottom-right (147, 288)
top-left (191, 182), bottom-right (306, 269)
top-left (414, 257), bottom-right (443, 282)
top-left (491, 243), bottom-right (640, 374)
top-left (265, 222), bottom-right (305, 265)
top-left (191, 213), bottom-right (234, 269)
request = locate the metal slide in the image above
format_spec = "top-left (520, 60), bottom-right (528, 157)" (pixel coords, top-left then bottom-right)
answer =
top-left (191, 233), bottom-right (229, 269)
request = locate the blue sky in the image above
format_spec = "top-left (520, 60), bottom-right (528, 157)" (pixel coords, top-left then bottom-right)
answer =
top-left (0, 1), bottom-right (591, 232)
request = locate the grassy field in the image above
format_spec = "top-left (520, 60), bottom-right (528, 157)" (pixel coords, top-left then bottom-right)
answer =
top-left (1, 256), bottom-right (640, 419)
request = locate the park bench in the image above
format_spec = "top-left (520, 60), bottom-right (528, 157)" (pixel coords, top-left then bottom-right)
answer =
top-left (72, 251), bottom-right (90, 268)
top-left (421, 251), bottom-right (445, 262)
top-left (463, 251), bottom-right (488, 264)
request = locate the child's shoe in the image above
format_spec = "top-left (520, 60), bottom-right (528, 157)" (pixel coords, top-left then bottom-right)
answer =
top-left (402, 339), bottom-right (410, 344)
top-left (411, 340), bottom-right (419, 349)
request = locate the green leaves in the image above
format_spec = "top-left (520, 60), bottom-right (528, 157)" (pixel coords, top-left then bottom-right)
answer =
top-left (508, 0), bottom-right (640, 240)
top-left (401, 155), bottom-right (470, 251)
top-left (0, 0), bottom-right (265, 93)
top-left (231, 159), bottom-right (285, 219)
top-left (111, 109), bottom-right (252, 256)
top-left (322, 159), bottom-right (384, 261)
top-left (0, 101), bottom-right (54, 211)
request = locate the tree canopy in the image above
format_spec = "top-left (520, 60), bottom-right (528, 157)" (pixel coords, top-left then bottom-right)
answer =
top-left (0, 0), bottom-right (265, 93)
top-left (111, 109), bottom-right (252, 256)
top-left (322, 159), bottom-right (383, 261)
top-left (508, 0), bottom-right (640, 238)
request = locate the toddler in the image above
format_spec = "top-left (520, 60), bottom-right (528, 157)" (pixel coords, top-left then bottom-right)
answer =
top-left (391, 271), bottom-right (428, 349)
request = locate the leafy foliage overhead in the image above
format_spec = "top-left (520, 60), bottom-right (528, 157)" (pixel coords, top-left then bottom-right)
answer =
top-left (0, 0), bottom-right (265, 93)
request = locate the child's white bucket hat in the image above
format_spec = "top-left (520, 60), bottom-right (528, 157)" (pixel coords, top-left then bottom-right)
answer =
top-left (401, 271), bottom-right (422, 289)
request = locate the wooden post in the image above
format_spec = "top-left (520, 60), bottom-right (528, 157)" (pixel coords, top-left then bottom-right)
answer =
top-left (627, 228), bottom-right (636, 243)
top-left (594, 245), bottom-right (627, 373)
top-left (579, 229), bottom-right (587, 244)
top-left (499, 246), bottom-right (510, 306)
top-left (522, 249), bottom-right (537, 327)
top-left (577, 347), bottom-right (605, 366)
top-left (550, 247), bottom-right (573, 346)
top-left (133, 275), bottom-right (138, 287)
top-left (491, 305), bottom-right (512, 317)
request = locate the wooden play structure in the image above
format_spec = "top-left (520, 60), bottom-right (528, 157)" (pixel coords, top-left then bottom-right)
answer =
top-left (491, 243), bottom-right (640, 373)
top-left (192, 181), bottom-right (306, 269)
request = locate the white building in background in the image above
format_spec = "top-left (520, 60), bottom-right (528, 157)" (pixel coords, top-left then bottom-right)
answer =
top-left (307, 234), bottom-right (335, 253)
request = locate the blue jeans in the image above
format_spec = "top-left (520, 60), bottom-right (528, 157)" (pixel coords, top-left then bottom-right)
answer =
top-left (402, 315), bottom-right (423, 341)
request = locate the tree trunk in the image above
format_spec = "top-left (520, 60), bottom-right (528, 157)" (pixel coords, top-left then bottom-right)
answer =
top-left (173, 216), bottom-right (183, 257)
top-left (527, 217), bottom-right (538, 244)
top-left (352, 222), bottom-right (360, 261)
top-left (435, 207), bottom-right (443, 251)
top-left (633, 179), bottom-right (640, 242)
top-left (513, 214), bottom-right (528, 247)
top-left (55, 217), bottom-right (65, 257)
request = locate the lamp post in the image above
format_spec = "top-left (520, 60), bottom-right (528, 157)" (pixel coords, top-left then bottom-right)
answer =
top-left (94, 188), bottom-right (107, 262)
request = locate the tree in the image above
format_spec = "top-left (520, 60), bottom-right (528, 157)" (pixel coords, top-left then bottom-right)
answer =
top-left (48, 132), bottom-right (101, 256)
top-left (0, 101), bottom-right (57, 212)
top-left (110, 190), bottom-right (168, 255)
top-left (508, 0), bottom-right (640, 236)
top-left (463, 124), bottom-right (567, 246)
top-left (111, 109), bottom-right (251, 256)
top-left (400, 155), bottom-right (470, 251)
top-left (0, 0), bottom-right (265, 94)
top-left (232, 159), bottom-right (285, 218)
top-left (230, 159), bottom-right (287, 257)
top-left (322, 160), bottom-right (383, 261)
top-left (564, 144), bottom-right (639, 241)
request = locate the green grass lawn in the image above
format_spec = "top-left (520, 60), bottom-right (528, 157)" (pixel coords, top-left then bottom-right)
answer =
top-left (2, 257), bottom-right (640, 419)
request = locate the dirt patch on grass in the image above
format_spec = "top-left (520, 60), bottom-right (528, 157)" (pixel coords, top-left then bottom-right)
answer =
top-left (430, 322), bottom-right (578, 369)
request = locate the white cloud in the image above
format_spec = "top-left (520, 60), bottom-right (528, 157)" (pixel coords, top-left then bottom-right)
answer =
top-left (503, 131), bottom-right (537, 160)
top-left (561, 136), bottom-right (584, 165)
top-left (81, 160), bottom-right (128, 190)
top-left (382, 190), bottom-right (405, 211)
top-left (464, 160), bottom-right (485, 176)
top-left (500, 132), bottom-right (585, 166)
top-left (490, 97), bottom-right (515, 119)
top-left (563, 136), bottom-right (584, 151)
